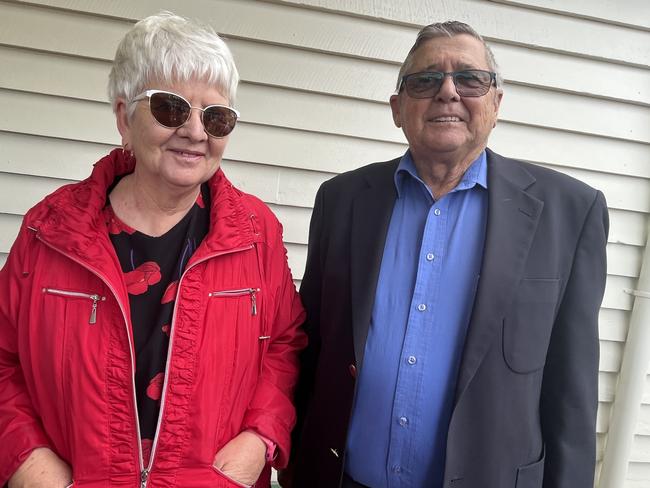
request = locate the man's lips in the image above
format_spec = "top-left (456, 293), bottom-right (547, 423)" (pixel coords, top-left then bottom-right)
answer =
top-left (429, 116), bottom-right (463, 122)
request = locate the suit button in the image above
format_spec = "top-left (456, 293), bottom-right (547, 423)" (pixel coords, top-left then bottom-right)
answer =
top-left (349, 364), bottom-right (357, 378)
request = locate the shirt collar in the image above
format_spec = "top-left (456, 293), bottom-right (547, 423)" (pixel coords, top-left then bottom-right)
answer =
top-left (394, 150), bottom-right (488, 199)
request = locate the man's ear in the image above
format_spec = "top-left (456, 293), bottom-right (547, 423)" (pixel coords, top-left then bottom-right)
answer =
top-left (389, 93), bottom-right (402, 128)
top-left (492, 91), bottom-right (503, 128)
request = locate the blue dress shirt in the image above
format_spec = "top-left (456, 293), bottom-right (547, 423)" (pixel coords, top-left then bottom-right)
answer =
top-left (345, 151), bottom-right (488, 488)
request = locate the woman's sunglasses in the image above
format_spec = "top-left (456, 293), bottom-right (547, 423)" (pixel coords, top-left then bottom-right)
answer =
top-left (399, 69), bottom-right (497, 98)
top-left (130, 90), bottom-right (240, 138)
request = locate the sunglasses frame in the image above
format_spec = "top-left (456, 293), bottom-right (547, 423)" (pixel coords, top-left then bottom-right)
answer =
top-left (130, 89), bottom-right (240, 138)
top-left (399, 69), bottom-right (497, 99)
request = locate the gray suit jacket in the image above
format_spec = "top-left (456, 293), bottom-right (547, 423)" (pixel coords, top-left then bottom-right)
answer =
top-left (289, 149), bottom-right (608, 488)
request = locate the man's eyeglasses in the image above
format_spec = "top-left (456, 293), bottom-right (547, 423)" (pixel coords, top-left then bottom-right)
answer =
top-left (399, 70), bottom-right (497, 98)
top-left (130, 90), bottom-right (240, 138)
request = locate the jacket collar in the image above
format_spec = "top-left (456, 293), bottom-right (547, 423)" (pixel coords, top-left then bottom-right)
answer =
top-left (455, 148), bottom-right (542, 400)
top-left (28, 148), bottom-right (256, 267)
top-left (350, 158), bottom-right (400, 367)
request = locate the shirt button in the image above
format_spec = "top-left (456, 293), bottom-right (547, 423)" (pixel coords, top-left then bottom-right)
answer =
top-left (407, 355), bottom-right (417, 365)
top-left (417, 303), bottom-right (426, 312)
top-left (426, 253), bottom-right (435, 261)
top-left (392, 465), bottom-right (402, 473)
top-left (434, 208), bottom-right (441, 216)
top-left (398, 416), bottom-right (408, 426)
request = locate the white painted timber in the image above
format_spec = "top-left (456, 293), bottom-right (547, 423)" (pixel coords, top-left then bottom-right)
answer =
top-left (1, 0), bottom-right (649, 485)
top-left (488, 0), bottom-right (650, 30)
top-left (273, 0), bottom-right (650, 66)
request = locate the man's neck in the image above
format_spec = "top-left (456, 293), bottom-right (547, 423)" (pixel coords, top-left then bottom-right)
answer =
top-left (412, 148), bottom-right (483, 200)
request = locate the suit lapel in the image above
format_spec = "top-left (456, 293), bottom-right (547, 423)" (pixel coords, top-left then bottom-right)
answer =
top-left (350, 160), bottom-right (399, 368)
top-left (456, 150), bottom-right (543, 400)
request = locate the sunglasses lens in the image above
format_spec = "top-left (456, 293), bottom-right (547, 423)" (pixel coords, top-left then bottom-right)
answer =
top-left (455, 70), bottom-right (492, 96)
top-left (403, 70), bottom-right (493, 98)
top-left (203, 106), bottom-right (238, 138)
top-left (404, 73), bottom-right (443, 98)
top-left (149, 92), bottom-right (190, 128)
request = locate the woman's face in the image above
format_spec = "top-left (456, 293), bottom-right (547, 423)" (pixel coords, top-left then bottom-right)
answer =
top-left (116, 79), bottom-right (232, 193)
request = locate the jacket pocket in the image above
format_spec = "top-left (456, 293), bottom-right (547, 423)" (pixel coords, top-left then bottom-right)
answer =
top-left (209, 287), bottom-right (268, 372)
top-left (515, 447), bottom-right (545, 488)
top-left (42, 287), bottom-right (106, 325)
top-left (503, 278), bottom-right (560, 373)
top-left (211, 465), bottom-right (253, 488)
top-left (209, 288), bottom-right (260, 316)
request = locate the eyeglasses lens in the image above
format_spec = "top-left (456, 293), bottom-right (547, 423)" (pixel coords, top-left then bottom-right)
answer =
top-left (404, 70), bottom-right (493, 98)
top-left (148, 92), bottom-right (237, 138)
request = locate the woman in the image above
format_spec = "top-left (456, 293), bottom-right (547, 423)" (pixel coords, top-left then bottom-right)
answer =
top-left (0, 12), bottom-right (306, 488)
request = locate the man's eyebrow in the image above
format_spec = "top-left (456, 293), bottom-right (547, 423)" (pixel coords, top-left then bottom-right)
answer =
top-left (422, 62), bottom-right (479, 71)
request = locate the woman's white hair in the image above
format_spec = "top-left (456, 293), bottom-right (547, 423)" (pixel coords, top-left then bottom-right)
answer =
top-left (108, 11), bottom-right (239, 116)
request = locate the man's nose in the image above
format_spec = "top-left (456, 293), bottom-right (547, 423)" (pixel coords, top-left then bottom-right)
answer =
top-left (435, 74), bottom-right (461, 102)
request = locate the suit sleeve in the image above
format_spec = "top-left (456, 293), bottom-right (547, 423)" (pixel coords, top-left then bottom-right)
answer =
top-left (541, 190), bottom-right (609, 488)
top-left (0, 227), bottom-right (52, 484)
top-left (284, 183), bottom-right (326, 471)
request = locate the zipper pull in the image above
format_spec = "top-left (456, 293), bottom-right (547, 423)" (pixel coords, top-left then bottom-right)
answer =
top-left (89, 295), bottom-right (100, 324)
top-left (250, 288), bottom-right (258, 316)
top-left (140, 468), bottom-right (149, 488)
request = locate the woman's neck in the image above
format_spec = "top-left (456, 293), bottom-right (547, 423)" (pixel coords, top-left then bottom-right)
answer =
top-left (108, 173), bottom-right (200, 237)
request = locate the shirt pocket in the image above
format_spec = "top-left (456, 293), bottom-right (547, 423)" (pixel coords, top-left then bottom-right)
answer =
top-left (503, 278), bottom-right (560, 374)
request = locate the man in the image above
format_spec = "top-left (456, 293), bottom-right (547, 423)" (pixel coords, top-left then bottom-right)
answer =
top-left (284, 21), bottom-right (608, 488)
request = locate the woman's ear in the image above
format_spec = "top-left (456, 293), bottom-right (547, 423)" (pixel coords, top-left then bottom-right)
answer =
top-left (115, 98), bottom-right (131, 145)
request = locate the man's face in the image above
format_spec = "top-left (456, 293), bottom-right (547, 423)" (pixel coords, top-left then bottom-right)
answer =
top-left (390, 34), bottom-right (502, 166)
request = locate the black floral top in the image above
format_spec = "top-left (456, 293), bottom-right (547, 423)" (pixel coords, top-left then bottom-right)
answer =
top-left (104, 184), bottom-right (210, 464)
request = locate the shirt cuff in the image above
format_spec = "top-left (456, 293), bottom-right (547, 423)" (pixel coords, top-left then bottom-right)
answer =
top-left (245, 429), bottom-right (277, 462)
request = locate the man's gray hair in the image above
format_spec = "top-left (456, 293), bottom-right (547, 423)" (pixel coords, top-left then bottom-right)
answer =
top-left (396, 21), bottom-right (503, 92)
top-left (108, 11), bottom-right (239, 116)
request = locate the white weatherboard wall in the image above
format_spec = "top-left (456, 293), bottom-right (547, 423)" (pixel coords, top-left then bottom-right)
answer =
top-left (0, 0), bottom-right (649, 486)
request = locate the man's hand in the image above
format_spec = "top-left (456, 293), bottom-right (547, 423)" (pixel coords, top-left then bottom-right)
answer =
top-left (8, 447), bottom-right (72, 488)
top-left (213, 431), bottom-right (267, 486)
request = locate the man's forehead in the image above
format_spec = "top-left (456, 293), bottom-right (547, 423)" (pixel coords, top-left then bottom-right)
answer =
top-left (410, 35), bottom-right (489, 69)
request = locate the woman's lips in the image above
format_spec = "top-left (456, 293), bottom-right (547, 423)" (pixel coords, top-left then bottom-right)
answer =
top-left (170, 149), bottom-right (205, 161)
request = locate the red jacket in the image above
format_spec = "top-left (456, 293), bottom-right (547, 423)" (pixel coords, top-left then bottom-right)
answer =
top-left (0, 150), bottom-right (306, 487)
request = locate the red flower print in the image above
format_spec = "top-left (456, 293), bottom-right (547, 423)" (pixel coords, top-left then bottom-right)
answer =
top-left (146, 372), bottom-right (165, 401)
top-left (125, 262), bottom-right (162, 295)
top-left (161, 281), bottom-right (178, 304)
top-left (196, 192), bottom-right (205, 208)
top-left (141, 438), bottom-right (153, 466)
top-left (162, 324), bottom-right (170, 336)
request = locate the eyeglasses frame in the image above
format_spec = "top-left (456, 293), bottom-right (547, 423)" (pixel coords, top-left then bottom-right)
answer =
top-left (130, 89), bottom-right (240, 138)
top-left (398, 69), bottom-right (497, 99)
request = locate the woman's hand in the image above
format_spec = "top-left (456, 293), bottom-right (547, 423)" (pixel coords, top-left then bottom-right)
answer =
top-left (8, 447), bottom-right (72, 488)
top-left (213, 431), bottom-right (267, 486)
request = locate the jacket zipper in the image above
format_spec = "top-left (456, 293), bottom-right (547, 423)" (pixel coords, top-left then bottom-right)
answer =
top-left (32, 226), bottom-right (255, 486)
top-left (145, 244), bottom-right (255, 484)
top-left (42, 288), bottom-right (106, 324)
top-left (31, 229), bottom-right (148, 486)
top-left (208, 288), bottom-right (260, 315)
